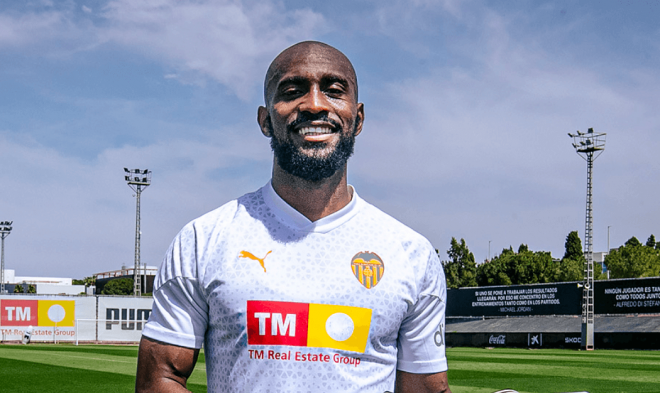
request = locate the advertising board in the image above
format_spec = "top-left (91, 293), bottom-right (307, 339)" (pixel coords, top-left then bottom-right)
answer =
top-left (595, 277), bottom-right (660, 314)
top-left (0, 295), bottom-right (153, 343)
top-left (0, 296), bottom-right (95, 342)
top-left (446, 332), bottom-right (660, 350)
top-left (95, 296), bottom-right (154, 342)
top-left (446, 332), bottom-right (584, 349)
top-left (447, 278), bottom-right (660, 317)
top-left (446, 282), bottom-right (582, 317)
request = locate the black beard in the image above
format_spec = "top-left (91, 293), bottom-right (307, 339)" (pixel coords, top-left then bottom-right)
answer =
top-left (269, 117), bottom-right (356, 183)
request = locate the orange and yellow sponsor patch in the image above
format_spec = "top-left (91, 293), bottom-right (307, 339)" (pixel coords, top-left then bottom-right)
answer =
top-left (247, 300), bottom-right (372, 353)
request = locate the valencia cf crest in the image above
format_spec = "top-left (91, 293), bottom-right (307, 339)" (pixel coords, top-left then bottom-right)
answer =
top-left (351, 251), bottom-right (384, 289)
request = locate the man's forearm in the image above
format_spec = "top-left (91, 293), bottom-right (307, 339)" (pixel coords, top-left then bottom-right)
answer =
top-left (395, 370), bottom-right (452, 393)
top-left (135, 336), bottom-right (199, 393)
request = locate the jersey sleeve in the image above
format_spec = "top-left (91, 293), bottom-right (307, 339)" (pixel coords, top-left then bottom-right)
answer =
top-left (142, 224), bottom-right (209, 349)
top-left (396, 246), bottom-right (448, 373)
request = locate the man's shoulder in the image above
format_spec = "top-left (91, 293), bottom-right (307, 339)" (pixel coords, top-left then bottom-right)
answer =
top-left (185, 187), bottom-right (264, 232)
top-left (357, 197), bottom-right (434, 249)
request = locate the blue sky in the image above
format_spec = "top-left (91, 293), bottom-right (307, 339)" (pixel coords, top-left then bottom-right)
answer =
top-left (1, 0), bottom-right (659, 279)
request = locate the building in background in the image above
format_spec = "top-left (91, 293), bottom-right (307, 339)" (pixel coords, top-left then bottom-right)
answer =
top-left (95, 265), bottom-right (158, 294)
top-left (592, 251), bottom-right (611, 276)
top-left (1, 269), bottom-right (86, 295)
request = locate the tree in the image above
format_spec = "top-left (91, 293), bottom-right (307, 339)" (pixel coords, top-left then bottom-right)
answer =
top-left (554, 258), bottom-right (583, 282)
top-left (13, 284), bottom-right (25, 293)
top-left (73, 276), bottom-right (96, 287)
top-left (556, 230), bottom-right (587, 282)
top-left (563, 231), bottom-right (583, 261)
top-left (646, 234), bottom-right (656, 248)
top-left (605, 240), bottom-right (660, 279)
top-left (442, 237), bottom-right (477, 289)
top-left (27, 284), bottom-right (36, 294)
top-left (102, 278), bottom-right (134, 295)
top-left (476, 245), bottom-right (556, 286)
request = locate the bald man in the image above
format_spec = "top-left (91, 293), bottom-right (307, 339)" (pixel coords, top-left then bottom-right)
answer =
top-left (136, 41), bottom-right (452, 393)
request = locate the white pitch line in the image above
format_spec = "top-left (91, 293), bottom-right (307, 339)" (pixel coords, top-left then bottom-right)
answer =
top-left (55, 353), bottom-right (138, 364)
top-left (54, 353), bottom-right (207, 373)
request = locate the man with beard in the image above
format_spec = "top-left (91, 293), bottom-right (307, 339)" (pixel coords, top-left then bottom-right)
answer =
top-left (136, 41), bottom-right (451, 393)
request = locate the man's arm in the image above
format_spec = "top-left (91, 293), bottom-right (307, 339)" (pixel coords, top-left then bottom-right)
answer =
top-left (135, 336), bottom-right (200, 393)
top-left (395, 370), bottom-right (452, 393)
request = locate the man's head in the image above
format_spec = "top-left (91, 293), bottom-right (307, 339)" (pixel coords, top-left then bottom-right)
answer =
top-left (258, 41), bottom-right (364, 183)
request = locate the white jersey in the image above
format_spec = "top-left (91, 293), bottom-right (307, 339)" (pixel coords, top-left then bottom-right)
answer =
top-left (143, 182), bottom-right (448, 392)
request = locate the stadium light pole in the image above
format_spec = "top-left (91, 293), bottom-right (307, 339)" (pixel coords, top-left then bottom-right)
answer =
top-left (124, 168), bottom-right (152, 296)
top-left (568, 128), bottom-right (606, 351)
top-left (0, 221), bottom-right (13, 294)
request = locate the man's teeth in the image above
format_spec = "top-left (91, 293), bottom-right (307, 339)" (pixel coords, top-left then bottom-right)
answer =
top-left (299, 127), bottom-right (332, 135)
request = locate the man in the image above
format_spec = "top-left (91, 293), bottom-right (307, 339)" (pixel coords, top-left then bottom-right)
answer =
top-left (136, 41), bottom-right (451, 393)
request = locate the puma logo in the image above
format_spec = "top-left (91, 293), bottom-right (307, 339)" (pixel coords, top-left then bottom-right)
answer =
top-left (239, 250), bottom-right (272, 272)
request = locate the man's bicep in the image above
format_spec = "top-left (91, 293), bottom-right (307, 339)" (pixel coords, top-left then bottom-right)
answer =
top-left (136, 336), bottom-right (200, 393)
top-left (395, 370), bottom-right (451, 393)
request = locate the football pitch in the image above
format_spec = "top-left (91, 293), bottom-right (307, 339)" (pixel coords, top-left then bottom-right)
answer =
top-left (0, 344), bottom-right (658, 392)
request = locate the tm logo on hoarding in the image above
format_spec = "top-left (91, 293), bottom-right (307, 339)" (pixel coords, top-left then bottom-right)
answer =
top-left (1, 300), bottom-right (75, 327)
top-left (105, 308), bottom-right (151, 330)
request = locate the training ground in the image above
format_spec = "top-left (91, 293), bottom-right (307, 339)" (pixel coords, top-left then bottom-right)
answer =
top-left (0, 344), bottom-right (658, 392)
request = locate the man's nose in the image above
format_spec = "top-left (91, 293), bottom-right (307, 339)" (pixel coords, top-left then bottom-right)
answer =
top-left (300, 85), bottom-right (330, 113)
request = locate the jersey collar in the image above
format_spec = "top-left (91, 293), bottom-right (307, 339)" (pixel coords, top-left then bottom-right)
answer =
top-left (261, 180), bottom-right (362, 233)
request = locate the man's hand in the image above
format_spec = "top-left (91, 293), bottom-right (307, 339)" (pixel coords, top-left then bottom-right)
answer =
top-left (395, 370), bottom-right (452, 393)
top-left (135, 336), bottom-right (200, 393)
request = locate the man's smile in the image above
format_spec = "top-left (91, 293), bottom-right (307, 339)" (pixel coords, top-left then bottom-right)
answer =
top-left (297, 125), bottom-right (335, 142)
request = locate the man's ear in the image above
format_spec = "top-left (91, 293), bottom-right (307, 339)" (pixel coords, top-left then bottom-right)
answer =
top-left (353, 103), bottom-right (365, 137)
top-left (257, 106), bottom-right (271, 137)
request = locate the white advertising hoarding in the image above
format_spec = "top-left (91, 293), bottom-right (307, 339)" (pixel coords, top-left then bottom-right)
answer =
top-left (0, 295), bottom-right (153, 343)
top-left (0, 295), bottom-right (95, 342)
top-left (95, 296), bottom-right (154, 342)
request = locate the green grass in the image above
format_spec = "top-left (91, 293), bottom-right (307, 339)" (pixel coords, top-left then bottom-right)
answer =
top-left (0, 344), bottom-right (206, 392)
top-left (447, 347), bottom-right (660, 393)
top-left (0, 345), bottom-right (658, 392)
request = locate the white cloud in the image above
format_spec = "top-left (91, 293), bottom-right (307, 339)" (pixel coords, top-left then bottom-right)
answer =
top-left (0, 126), bottom-right (271, 278)
top-left (0, 0), bottom-right (327, 99)
top-left (350, 1), bottom-right (660, 259)
top-left (0, 10), bottom-right (69, 46)
top-left (99, 0), bottom-right (327, 100)
top-left (2, 0), bottom-right (659, 274)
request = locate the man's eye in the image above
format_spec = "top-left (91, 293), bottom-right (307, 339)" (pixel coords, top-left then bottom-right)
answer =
top-left (282, 88), bottom-right (302, 96)
top-left (325, 87), bottom-right (345, 97)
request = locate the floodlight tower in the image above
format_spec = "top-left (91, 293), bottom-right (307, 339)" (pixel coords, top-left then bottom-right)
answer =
top-left (124, 168), bottom-right (152, 296)
top-left (0, 221), bottom-right (13, 294)
top-left (568, 128), bottom-right (606, 350)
